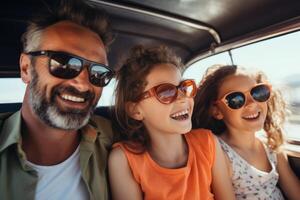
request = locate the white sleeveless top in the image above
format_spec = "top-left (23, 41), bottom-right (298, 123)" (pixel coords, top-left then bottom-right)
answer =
top-left (218, 138), bottom-right (284, 200)
top-left (26, 146), bottom-right (89, 200)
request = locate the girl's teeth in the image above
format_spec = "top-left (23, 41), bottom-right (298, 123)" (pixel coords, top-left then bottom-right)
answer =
top-left (244, 112), bottom-right (259, 119)
top-left (171, 109), bottom-right (189, 118)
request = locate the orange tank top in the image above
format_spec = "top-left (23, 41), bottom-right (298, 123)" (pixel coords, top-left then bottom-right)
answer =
top-left (113, 128), bottom-right (216, 200)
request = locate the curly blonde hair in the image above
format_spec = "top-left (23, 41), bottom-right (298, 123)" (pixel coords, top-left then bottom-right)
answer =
top-left (192, 64), bottom-right (286, 150)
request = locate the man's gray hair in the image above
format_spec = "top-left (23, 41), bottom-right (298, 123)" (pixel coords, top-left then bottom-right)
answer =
top-left (21, 0), bottom-right (113, 53)
top-left (22, 25), bottom-right (43, 53)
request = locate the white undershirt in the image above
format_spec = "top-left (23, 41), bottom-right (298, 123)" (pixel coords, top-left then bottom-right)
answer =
top-left (25, 146), bottom-right (89, 200)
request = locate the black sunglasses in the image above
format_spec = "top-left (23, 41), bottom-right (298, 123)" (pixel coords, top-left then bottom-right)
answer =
top-left (136, 79), bottom-right (197, 104)
top-left (26, 50), bottom-right (115, 87)
top-left (216, 84), bottom-right (272, 109)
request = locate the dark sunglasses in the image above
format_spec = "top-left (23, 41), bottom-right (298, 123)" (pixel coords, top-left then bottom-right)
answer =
top-left (216, 83), bottom-right (272, 109)
top-left (26, 50), bottom-right (115, 87)
top-left (136, 79), bottom-right (197, 104)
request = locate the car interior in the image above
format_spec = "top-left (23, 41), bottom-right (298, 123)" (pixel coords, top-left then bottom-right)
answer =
top-left (1, 0), bottom-right (300, 183)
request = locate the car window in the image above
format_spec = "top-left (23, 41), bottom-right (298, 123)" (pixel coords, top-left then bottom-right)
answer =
top-left (183, 52), bottom-right (232, 84)
top-left (0, 78), bottom-right (25, 103)
top-left (1, 32), bottom-right (299, 141)
top-left (183, 31), bottom-right (300, 141)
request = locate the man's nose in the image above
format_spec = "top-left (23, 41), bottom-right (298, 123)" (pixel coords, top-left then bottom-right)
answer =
top-left (69, 68), bottom-right (92, 92)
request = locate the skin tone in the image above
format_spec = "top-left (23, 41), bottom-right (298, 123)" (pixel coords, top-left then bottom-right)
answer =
top-left (109, 63), bottom-right (235, 200)
top-left (213, 73), bottom-right (300, 200)
top-left (19, 21), bottom-right (107, 165)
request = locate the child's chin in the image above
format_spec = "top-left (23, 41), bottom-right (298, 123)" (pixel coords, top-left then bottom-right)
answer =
top-left (246, 124), bottom-right (264, 133)
top-left (180, 124), bottom-right (192, 134)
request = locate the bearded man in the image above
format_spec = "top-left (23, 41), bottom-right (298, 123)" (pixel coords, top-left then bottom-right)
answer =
top-left (0, 0), bottom-right (115, 199)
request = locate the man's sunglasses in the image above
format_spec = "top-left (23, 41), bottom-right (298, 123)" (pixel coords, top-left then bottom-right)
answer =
top-left (136, 79), bottom-right (197, 104)
top-left (26, 50), bottom-right (115, 87)
top-left (216, 83), bottom-right (271, 109)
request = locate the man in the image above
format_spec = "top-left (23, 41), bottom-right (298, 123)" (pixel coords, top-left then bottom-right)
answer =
top-left (0, 0), bottom-right (115, 199)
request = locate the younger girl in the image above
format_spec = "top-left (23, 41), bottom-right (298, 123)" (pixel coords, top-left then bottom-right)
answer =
top-left (108, 46), bottom-right (235, 200)
top-left (192, 64), bottom-right (300, 200)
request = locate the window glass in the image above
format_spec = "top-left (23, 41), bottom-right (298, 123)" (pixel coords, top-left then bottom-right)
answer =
top-left (100, 79), bottom-right (115, 106)
top-left (183, 31), bottom-right (300, 141)
top-left (0, 78), bottom-right (26, 103)
top-left (183, 52), bottom-right (231, 83)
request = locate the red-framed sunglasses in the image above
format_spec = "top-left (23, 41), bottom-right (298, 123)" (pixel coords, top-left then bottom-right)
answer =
top-left (136, 79), bottom-right (197, 104)
top-left (215, 83), bottom-right (272, 109)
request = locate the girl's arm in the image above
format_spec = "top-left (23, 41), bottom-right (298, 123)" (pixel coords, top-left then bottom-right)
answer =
top-left (211, 137), bottom-right (236, 200)
top-left (277, 150), bottom-right (300, 200)
top-left (108, 147), bottom-right (143, 200)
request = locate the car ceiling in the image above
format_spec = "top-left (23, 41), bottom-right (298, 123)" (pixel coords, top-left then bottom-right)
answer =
top-left (0, 0), bottom-right (300, 77)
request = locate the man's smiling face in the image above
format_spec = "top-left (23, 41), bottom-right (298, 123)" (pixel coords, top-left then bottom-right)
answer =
top-left (27, 21), bottom-right (108, 130)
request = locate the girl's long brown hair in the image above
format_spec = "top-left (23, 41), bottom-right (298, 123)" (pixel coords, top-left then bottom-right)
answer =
top-left (113, 45), bottom-right (183, 152)
top-left (192, 64), bottom-right (286, 150)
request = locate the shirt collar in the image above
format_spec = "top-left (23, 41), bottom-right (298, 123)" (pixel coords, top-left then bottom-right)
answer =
top-left (80, 115), bottom-right (112, 148)
top-left (0, 111), bottom-right (22, 153)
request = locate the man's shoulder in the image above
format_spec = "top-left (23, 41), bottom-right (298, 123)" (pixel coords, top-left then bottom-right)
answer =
top-left (90, 114), bottom-right (112, 130)
top-left (0, 112), bottom-right (15, 120)
top-left (0, 112), bottom-right (16, 130)
top-left (90, 114), bottom-right (114, 141)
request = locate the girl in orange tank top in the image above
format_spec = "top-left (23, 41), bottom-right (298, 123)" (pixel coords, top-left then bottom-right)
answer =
top-left (108, 46), bottom-right (235, 200)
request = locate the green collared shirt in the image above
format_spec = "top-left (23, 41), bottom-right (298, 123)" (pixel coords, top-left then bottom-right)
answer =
top-left (0, 111), bottom-right (113, 200)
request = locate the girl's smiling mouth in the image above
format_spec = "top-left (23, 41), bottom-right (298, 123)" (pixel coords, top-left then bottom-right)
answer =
top-left (242, 111), bottom-right (260, 120)
top-left (170, 109), bottom-right (190, 120)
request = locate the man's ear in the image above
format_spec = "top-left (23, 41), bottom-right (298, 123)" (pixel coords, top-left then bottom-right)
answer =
top-left (126, 101), bottom-right (144, 121)
top-left (20, 53), bottom-right (32, 84)
top-left (210, 104), bottom-right (224, 120)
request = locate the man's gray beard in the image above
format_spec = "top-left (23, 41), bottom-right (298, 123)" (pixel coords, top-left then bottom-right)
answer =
top-left (28, 66), bottom-right (96, 130)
